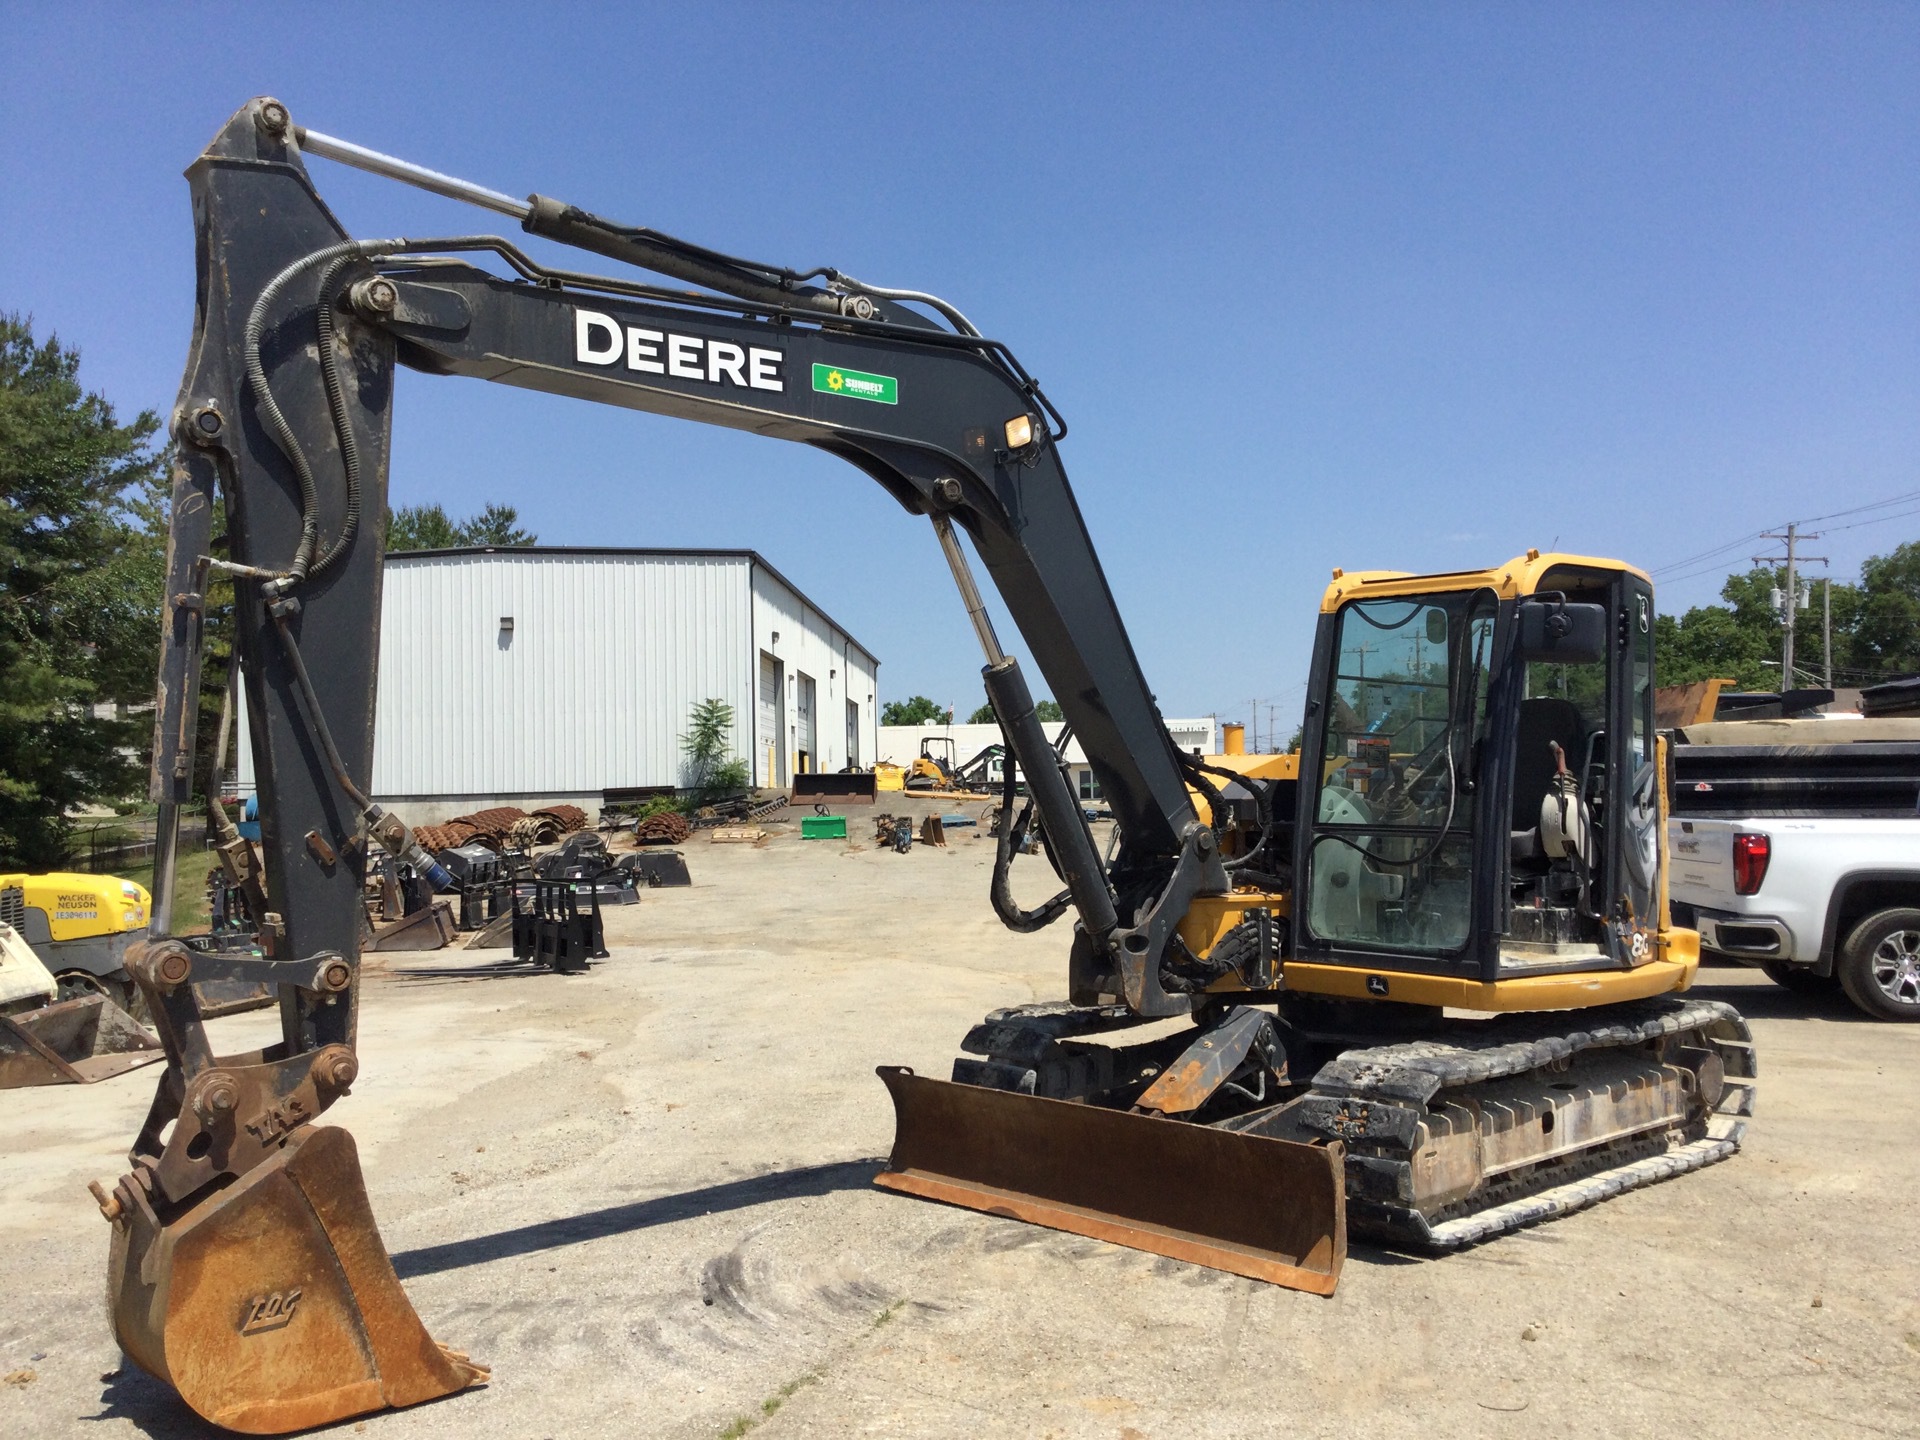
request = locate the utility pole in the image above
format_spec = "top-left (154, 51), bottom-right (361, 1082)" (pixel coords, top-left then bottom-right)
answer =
top-left (1823, 577), bottom-right (1832, 689)
top-left (1755, 524), bottom-right (1826, 688)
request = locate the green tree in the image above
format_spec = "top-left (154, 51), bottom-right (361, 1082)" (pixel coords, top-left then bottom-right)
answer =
top-left (967, 698), bottom-right (1062, 724)
top-left (1656, 566), bottom-right (1809, 690)
top-left (1845, 541), bottom-right (1920, 680)
top-left (881, 695), bottom-right (949, 726)
top-left (0, 315), bottom-right (167, 865)
top-left (385, 502), bottom-right (537, 551)
top-left (458, 503), bottom-right (536, 546)
top-left (386, 503), bottom-right (461, 551)
top-left (681, 697), bottom-right (749, 803)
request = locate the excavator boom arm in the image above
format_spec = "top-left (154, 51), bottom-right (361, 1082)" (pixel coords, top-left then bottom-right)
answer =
top-left (105, 101), bottom-right (1312, 1435)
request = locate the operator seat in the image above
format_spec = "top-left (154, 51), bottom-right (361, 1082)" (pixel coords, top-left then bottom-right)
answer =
top-left (1509, 697), bottom-right (1585, 862)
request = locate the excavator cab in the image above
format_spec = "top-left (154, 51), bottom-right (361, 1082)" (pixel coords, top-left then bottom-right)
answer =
top-left (1295, 554), bottom-right (1666, 987)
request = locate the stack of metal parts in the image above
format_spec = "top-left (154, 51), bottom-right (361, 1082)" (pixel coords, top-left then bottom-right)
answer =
top-left (633, 811), bottom-right (692, 845)
top-left (692, 793), bottom-right (789, 828)
top-left (410, 820), bottom-right (479, 852)
top-left (534, 834), bottom-right (639, 906)
top-left (363, 856), bottom-right (458, 953)
top-left (414, 804), bottom-right (589, 853)
top-left (398, 875), bottom-right (609, 979)
top-left (618, 850), bottom-right (691, 888)
top-left (511, 881), bottom-right (606, 973)
top-left (436, 844), bottom-right (516, 931)
top-left (874, 814), bottom-right (916, 854)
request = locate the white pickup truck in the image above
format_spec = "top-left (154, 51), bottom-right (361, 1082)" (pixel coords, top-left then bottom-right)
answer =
top-left (1667, 716), bottom-right (1920, 1022)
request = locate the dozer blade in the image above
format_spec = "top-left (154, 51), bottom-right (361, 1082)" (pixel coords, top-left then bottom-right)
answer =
top-left (0, 994), bottom-right (161, 1088)
top-left (110, 1125), bottom-right (485, 1434)
top-left (873, 1066), bottom-right (1346, 1295)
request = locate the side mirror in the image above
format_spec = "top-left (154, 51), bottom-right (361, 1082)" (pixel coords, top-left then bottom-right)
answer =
top-left (1518, 599), bottom-right (1606, 665)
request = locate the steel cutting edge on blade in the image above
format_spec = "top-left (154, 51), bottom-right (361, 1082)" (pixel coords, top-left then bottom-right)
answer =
top-left (872, 1065), bottom-right (1345, 1295)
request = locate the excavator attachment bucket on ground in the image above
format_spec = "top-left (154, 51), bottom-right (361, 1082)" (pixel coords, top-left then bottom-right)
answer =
top-left (0, 995), bottom-right (162, 1089)
top-left (874, 1066), bottom-right (1346, 1295)
top-left (0, 918), bottom-right (161, 1087)
top-left (108, 1125), bottom-right (486, 1435)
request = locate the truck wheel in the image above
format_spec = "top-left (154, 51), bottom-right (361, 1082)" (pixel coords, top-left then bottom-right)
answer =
top-left (1836, 907), bottom-right (1920, 1022)
top-left (1761, 960), bottom-right (1838, 995)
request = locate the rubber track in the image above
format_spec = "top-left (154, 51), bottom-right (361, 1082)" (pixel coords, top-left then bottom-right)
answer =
top-left (1301, 995), bottom-right (1756, 1251)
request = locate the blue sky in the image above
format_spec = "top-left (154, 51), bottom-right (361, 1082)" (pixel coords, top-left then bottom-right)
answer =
top-left (4, 3), bottom-right (1915, 736)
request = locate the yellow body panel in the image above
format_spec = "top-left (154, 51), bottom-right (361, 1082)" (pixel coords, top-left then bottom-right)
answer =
top-left (1280, 930), bottom-right (1698, 1011)
top-left (1320, 551), bottom-right (1651, 612)
top-left (1177, 890), bottom-right (1291, 957)
top-left (0, 872), bottom-right (150, 941)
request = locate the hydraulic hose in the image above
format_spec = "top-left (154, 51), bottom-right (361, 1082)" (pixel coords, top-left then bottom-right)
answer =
top-left (989, 763), bottom-right (1071, 933)
top-left (243, 241), bottom-right (366, 581)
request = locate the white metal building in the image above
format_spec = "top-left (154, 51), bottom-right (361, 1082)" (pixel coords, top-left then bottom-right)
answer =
top-left (878, 717), bottom-right (1218, 801)
top-left (239, 547), bottom-right (879, 820)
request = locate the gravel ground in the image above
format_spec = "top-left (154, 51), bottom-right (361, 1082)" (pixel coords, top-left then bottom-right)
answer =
top-left (3, 801), bottom-right (1916, 1439)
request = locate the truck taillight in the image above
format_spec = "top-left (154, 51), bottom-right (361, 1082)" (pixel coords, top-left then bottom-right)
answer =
top-left (1732, 833), bottom-right (1770, 895)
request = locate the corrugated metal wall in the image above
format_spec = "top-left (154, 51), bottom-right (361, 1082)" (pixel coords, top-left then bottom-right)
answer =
top-left (235, 549), bottom-right (881, 808)
top-left (371, 551), bottom-right (754, 797)
top-left (748, 563), bottom-right (880, 783)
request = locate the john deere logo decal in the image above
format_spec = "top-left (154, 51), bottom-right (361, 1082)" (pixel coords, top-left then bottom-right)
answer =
top-left (812, 362), bottom-right (897, 405)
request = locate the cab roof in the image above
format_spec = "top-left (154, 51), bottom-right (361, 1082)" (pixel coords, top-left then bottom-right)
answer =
top-left (1319, 551), bottom-right (1650, 613)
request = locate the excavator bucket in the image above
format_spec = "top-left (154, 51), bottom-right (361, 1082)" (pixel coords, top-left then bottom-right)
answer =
top-left (0, 922), bottom-right (161, 1087)
top-left (874, 1066), bottom-right (1346, 1295)
top-left (109, 1125), bottom-right (486, 1434)
top-left (0, 994), bottom-right (162, 1087)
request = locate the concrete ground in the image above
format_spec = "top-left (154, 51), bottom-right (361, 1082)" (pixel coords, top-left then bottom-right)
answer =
top-left (3, 798), bottom-right (1917, 1439)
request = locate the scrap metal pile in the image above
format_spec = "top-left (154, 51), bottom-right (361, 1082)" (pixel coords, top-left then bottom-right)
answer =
top-left (412, 804), bottom-right (589, 853)
top-left (633, 810), bottom-right (693, 845)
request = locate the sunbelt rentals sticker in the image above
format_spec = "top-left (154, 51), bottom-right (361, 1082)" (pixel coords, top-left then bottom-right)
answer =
top-left (813, 363), bottom-right (897, 405)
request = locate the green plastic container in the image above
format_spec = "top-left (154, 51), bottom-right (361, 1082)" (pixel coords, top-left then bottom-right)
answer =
top-left (800, 815), bottom-right (848, 840)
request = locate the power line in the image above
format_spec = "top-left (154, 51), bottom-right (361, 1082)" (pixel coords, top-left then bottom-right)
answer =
top-left (1648, 483), bottom-right (1920, 582)
top-left (1649, 529), bottom-right (1771, 579)
top-left (1821, 504), bottom-right (1920, 537)
top-left (1795, 488), bottom-right (1920, 528)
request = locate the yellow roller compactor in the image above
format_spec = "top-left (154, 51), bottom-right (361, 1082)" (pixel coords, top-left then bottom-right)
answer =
top-left (95, 100), bottom-right (1752, 1432)
top-left (1, 870), bottom-right (151, 1010)
top-left (0, 878), bottom-right (160, 1087)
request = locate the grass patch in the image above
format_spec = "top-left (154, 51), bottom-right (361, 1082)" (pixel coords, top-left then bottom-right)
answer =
top-left (871, 1300), bottom-right (904, 1330)
top-left (116, 846), bottom-right (220, 934)
top-left (717, 1372), bottom-right (821, 1437)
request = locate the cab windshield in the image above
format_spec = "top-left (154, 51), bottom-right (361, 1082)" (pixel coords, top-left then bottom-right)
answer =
top-left (1307, 590), bottom-right (1497, 955)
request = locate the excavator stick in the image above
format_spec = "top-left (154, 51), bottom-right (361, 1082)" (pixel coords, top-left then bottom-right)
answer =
top-left (106, 1125), bottom-right (486, 1434)
top-left (874, 1067), bottom-right (1346, 1295)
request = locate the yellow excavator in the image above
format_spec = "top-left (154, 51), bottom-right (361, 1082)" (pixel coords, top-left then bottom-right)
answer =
top-left (97, 99), bottom-right (1751, 1433)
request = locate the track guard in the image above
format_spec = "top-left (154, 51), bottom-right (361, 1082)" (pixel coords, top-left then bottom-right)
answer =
top-left (874, 1065), bottom-right (1345, 1295)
